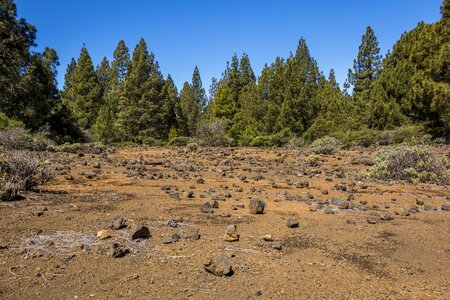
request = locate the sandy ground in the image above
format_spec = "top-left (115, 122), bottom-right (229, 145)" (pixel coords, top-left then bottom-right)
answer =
top-left (0, 146), bottom-right (449, 299)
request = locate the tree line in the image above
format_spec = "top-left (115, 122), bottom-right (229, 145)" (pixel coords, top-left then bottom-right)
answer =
top-left (1, 0), bottom-right (448, 146)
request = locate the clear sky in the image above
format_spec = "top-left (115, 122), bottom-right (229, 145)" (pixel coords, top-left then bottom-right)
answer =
top-left (15, 0), bottom-right (443, 92)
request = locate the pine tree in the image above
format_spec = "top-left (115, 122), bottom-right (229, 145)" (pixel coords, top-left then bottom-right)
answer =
top-left (93, 41), bottom-right (130, 142)
top-left (63, 58), bottom-right (77, 91)
top-left (117, 38), bottom-right (160, 141)
top-left (191, 66), bottom-right (207, 113)
top-left (112, 40), bottom-right (130, 83)
top-left (178, 82), bottom-right (197, 136)
top-left (160, 75), bottom-right (178, 139)
top-left (368, 5), bottom-right (450, 134)
top-left (0, 0), bottom-right (36, 114)
top-left (239, 53), bottom-right (256, 87)
top-left (65, 46), bottom-right (102, 130)
top-left (277, 38), bottom-right (322, 135)
top-left (212, 82), bottom-right (235, 122)
top-left (260, 58), bottom-right (286, 134)
top-left (348, 26), bottom-right (382, 102)
top-left (95, 57), bottom-right (112, 91)
top-left (229, 82), bottom-right (266, 140)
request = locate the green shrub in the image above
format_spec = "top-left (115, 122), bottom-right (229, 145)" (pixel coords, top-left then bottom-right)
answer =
top-left (187, 142), bottom-right (199, 151)
top-left (0, 151), bottom-right (54, 201)
top-left (0, 113), bottom-right (25, 130)
top-left (168, 127), bottom-right (178, 142)
top-left (309, 136), bottom-right (339, 154)
top-left (141, 137), bottom-right (159, 146)
top-left (168, 136), bottom-right (192, 147)
top-left (250, 135), bottom-right (274, 147)
top-left (55, 142), bottom-right (108, 153)
top-left (238, 135), bottom-right (254, 147)
top-left (332, 129), bottom-right (379, 147)
top-left (367, 145), bottom-right (449, 185)
top-left (392, 125), bottom-right (427, 144)
top-left (306, 154), bottom-right (321, 166)
top-left (285, 137), bottom-right (307, 148)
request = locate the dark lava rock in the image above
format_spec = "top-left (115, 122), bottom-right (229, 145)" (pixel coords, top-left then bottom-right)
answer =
top-left (110, 242), bottom-right (130, 258)
top-left (380, 213), bottom-right (394, 221)
top-left (200, 202), bottom-right (213, 213)
top-left (110, 216), bottom-right (127, 230)
top-left (287, 218), bottom-right (299, 228)
top-left (424, 205), bottom-right (437, 211)
top-left (271, 242), bottom-right (282, 250)
top-left (331, 198), bottom-right (345, 206)
top-left (295, 181), bottom-right (309, 188)
top-left (334, 183), bottom-right (347, 191)
top-left (204, 256), bottom-right (233, 277)
top-left (84, 172), bottom-right (97, 179)
top-left (324, 208), bottom-right (335, 214)
top-left (367, 217), bottom-right (378, 224)
top-left (130, 224), bottom-right (151, 240)
top-left (249, 199), bottom-right (265, 214)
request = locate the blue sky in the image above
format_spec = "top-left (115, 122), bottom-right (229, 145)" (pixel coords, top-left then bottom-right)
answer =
top-left (15, 0), bottom-right (443, 92)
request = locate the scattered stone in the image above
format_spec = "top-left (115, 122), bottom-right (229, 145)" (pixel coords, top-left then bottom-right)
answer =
top-left (163, 233), bottom-right (181, 244)
top-left (167, 219), bottom-right (178, 228)
top-left (367, 217), bottom-right (378, 224)
top-left (394, 208), bottom-right (411, 216)
top-left (182, 228), bottom-right (200, 241)
top-left (93, 162), bottom-right (101, 169)
top-left (334, 183), bottom-right (347, 191)
top-left (346, 219), bottom-right (356, 225)
top-left (324, 208), bottom-right (335, 214)
top-left (331, 198), bottom-right (345, 206)
top-left (424, 205), bottom-right (437, 211)
top-left (196, 178), bottom-right (205, 184)
top-left (97, 230), bottom-right (111, 240)
top-left (287, 218), bottom-right (299, 228)
top-left (350, 156), bottom-right (374, 166)
top-left (211, 200), bottom-right (219, 209)
top-left (416, 198), bottom-right (424, 205)
top-left (249, 199), bottom-right (265, 214)
top-left (271, 242), bottom-right (282, 250)
top-left (224, 224), bottom-right (239, 242)
top-left (380, 213), bottom-right (393, 221)
top-left (186, 191), bottom-right (194, 198)
top-left (84, 172), bottom-right (97, 179)
top-left (441, 204), bottom-right (450, 211)
top-left (130, 224), bottom-right (151, 240)
top-left (110, 242), bottom-right (130, 258)
top-left (200, 202), bottom-right (213, 213)
top-left (204, 256), bottom-right (233, 277)
top-left (64, 174), bottom-right (74, 180)
top-left (110, 216), bottom-right (127, 230)
top-left (295, 181), bottom-right (309, 188)
top-left (262, 234), bottom-right (273, 242)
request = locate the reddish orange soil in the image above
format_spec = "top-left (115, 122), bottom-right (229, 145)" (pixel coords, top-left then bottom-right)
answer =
top-left (0, 147), bottom-right (449, 299)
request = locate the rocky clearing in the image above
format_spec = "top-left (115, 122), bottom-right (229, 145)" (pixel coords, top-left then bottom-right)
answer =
top-left (0, 146), bottom-right (449, 299)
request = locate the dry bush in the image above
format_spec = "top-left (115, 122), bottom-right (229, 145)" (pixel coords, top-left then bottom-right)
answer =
top-left (309, 136), bottom-right (339, 154)
top-left (367, 145), bottom-right (449, 185)
top-left (197, 121), bottom-right (231, 146)
top-left (0, 126), bottom-right (55, 151)
top-left (0, 151), bottom-right (54, 200)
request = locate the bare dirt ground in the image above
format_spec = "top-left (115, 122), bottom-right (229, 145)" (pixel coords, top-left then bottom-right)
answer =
top-left (0, 146), bottom-right (449, 299)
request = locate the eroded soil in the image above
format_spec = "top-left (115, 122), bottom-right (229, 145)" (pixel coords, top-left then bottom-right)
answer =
top-left (0, 146), bottom-right (449, 299)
